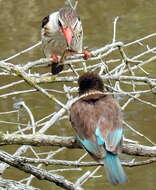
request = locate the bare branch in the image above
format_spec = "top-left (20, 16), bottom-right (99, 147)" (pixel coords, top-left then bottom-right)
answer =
top-left (0, 133), bottom-right (156, 157)
top-left (0, 151), bottom-right (83, 190)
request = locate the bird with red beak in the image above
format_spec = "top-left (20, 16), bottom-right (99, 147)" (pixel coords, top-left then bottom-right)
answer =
top-left (41, 7), bottom-right (86, 74)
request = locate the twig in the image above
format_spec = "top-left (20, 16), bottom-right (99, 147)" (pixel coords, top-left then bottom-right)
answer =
top-left (123, 121), bottom-right (156, 145)
top-left (14, 101), bottom-right (36, 134)
top-left (2, 41), bottom-right (41, 62)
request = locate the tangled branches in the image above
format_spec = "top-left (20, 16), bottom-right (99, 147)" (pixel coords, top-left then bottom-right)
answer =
top-left (0, 17), bottom-right (156, 189)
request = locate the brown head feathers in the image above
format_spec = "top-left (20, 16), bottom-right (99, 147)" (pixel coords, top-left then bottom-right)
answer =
top-left (78, 72), bottom-right (104, 95)
top-left (59, 8), bottom-right (78, 27)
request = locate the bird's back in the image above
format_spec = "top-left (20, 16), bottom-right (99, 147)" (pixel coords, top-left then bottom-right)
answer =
top-left (70, 72), bottom-right (127, 185)
top-left (70, 93), bottom-right (122, 151)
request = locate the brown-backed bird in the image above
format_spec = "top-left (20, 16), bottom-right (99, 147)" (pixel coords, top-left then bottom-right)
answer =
top-left (70, 72), bottom-right (127, 185)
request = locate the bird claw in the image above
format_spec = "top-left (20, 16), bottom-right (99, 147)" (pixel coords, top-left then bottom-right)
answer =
top-left (82, 50), bottom-right (91, 60)
top-left (51, 54), bottom-right (59, 63)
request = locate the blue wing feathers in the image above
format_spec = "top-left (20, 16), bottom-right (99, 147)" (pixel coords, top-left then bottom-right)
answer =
top-left (70, 92), bottom-right (127, 185)
top-left (78, 137), bottom-right (100, 155)
top-left (95, 128), bottom-right (105, 145)
top-left (106, 129), bottom-right (123, 150)
top-left (95, 128), bottom-right (127, 184)
top-left (103, 152), bottom-right (127, 185)
top-left (95, 127), bottom-right (123, 150)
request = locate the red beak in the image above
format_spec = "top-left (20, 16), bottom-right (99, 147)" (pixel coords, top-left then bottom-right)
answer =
top-left (61, 27), bottom-right (73, 46)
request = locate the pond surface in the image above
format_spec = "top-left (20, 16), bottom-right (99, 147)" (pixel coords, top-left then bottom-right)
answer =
top-left (0, 0), bottom-right (156, 190)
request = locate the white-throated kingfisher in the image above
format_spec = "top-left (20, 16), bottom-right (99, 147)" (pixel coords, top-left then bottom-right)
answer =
top-left (70, 72), bottom-right (127, 185)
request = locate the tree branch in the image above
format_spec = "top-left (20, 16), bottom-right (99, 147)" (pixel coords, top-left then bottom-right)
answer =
top-left (0, 151), bottom-right (83, 190)
top-left (0, 133), bottom-right (156, 157)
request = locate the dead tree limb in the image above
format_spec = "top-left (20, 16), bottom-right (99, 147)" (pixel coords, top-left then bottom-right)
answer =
top-left (0, 133), bottom-right (156, 157)
top-left (0, 151), bottom-right (83, 190)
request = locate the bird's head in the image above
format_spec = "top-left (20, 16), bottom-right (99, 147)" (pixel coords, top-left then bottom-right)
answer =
top-left (41, 8), bottom-right (81, 48)
top-left (78, 72), bottom-right (104, 96)
top-left (58, 8), bottom-right (81, 47)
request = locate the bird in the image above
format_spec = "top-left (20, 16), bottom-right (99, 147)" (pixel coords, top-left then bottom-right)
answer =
top-left (70, 72), bottom-right (127, 185)
top-left (41, 7), bottom-right (89, 75)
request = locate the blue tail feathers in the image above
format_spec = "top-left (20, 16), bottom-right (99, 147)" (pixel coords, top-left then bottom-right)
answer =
top-left (103, 152), bottom-right (127, 185)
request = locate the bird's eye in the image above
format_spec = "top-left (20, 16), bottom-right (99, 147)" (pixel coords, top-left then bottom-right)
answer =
top-left (42, 15), bottom-right (49, 28)
top-left (58, 20), bottom-right (62, 28)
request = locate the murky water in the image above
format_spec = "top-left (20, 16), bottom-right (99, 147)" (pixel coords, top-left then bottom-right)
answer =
top-left (0, 0), bottom-right (156, 190)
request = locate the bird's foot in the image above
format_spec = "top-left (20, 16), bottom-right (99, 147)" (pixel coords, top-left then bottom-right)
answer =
top-left (82, 50), bottom-right (91, 60)
top-left (51, 54), bottom-right (59, 63)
